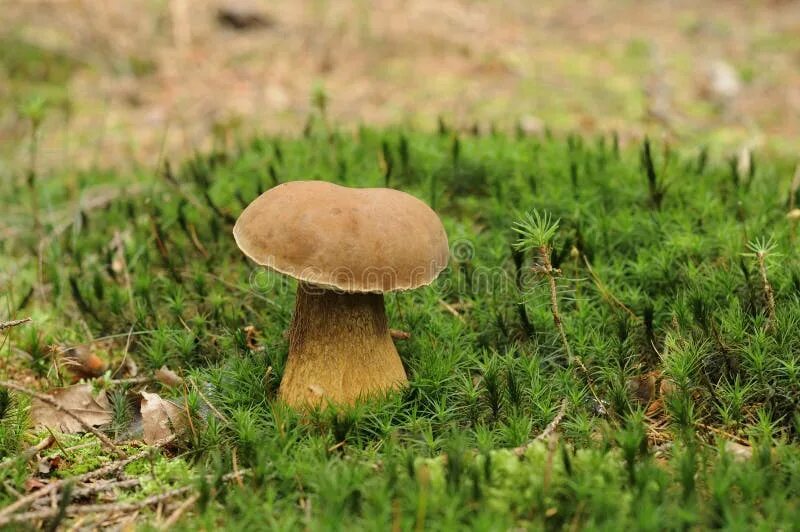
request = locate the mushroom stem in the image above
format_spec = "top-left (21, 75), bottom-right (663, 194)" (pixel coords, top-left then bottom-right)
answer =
top-left (279, 283), bottom-right (408, 408)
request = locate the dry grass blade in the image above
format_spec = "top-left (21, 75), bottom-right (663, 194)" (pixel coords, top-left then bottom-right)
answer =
top-left (439, 299), bottom-right (465, 322)
top-left (582, 256), bottom-right (639, 321)
top-left (0, 381), bottom-right (120, 456)
top-left (159, 493), bottom-right (200, 529)
top-left (514, 399), bottom-right (569, 456)
top-left (0, 317), bottom-right (32, 332)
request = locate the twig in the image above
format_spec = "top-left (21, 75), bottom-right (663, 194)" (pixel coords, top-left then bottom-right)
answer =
top-left (0, 381), bottom-right (121, 457)
top-left (0, 435), bottom-right (55, 470)
top-left (36, 478), bottom-right (141, 503)
top-left (696, 421), bottom-right (750, 447)
top-left (438, 300), bottom-right (465, 322)
top-left (0, 436), bottom-right (175, 519)
top-left (44, 427), bottom-right (69, 459)
top-left (191, 379), bottom-right (230, 425)
top-left (187, 224), bottom-right (209, 258)
top-left (0, 317), bottom-right (32, 332)
top-left (104, 376), bottom-right (154, 386)
top-left (52, 441), bottom-right (99, 457)
top-left (513, 399), bottom-right (568, 456)
top-left (160, 494), bottom-right (199, 529)
top-left (62, 330), bottom-right (160, 351)
top-left (0, 469), bottom-right (246, 526)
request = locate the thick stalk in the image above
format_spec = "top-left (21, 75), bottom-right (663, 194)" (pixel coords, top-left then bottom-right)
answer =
top-left (279, 283), bottom-right (407, 408)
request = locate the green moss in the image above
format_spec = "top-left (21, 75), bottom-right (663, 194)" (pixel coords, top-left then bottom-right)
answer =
top-left (2, 128), bottom-right (800, 527)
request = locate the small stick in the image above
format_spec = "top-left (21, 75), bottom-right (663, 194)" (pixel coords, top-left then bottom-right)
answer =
top-left (0, 381), bottom-right (121, 457)
top-left (0, 469), bottom-right (245, 526)
top-left (0, 317), bottom-right (32, 332)
top-left (32, 478), bottom-right (140, 507)
top-left (187, 224), bottom-right (209, 258)
top-left (160, 494), bottom-right (199, 529)
top-left (0, 436), bottom-right (175, 519)
top-left (44, 427), bottom-right (70, 459)
top-left (104, 377), bottom-right (154, 386)
top-left (0, 435), bottom-right (55, 470)
top-left (191, 379), bottom-right (230, 425)
top-left (514, 399), bottom-right (568, 456)
top-left (438, 300), bottom-right (465, 322)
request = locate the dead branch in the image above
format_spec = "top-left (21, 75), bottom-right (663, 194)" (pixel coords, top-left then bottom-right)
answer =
top-left (32, 479), bottom-right (141, 507)
top-left (0, 469), bottom-right (246, 526)
top-left (159, 494), bottom-right (200, 529)
top-left (0, 317), bottom-right (32, 332)
top-left (0, 436), bottom-right (175, 519)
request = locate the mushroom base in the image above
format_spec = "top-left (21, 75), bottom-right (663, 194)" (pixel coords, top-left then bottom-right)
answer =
top-left (279, 283), bottom-right (408, 408)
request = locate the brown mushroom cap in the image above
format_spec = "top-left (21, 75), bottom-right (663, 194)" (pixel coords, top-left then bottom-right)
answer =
top-left (233, 181), bottom-right (449, 292)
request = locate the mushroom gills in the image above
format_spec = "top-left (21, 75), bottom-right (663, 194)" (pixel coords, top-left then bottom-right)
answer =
top-left (279, 282), bottom-right (408, 408)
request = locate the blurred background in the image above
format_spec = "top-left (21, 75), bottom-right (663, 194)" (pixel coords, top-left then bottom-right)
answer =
top-left (1, 0), bottom-right (799, 173)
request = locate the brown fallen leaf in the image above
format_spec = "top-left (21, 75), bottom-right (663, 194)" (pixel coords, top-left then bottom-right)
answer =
top-left (140, 391), bottom-right (187, 444)
top-left (31, 384), bottom-right (112, 434)
top-left (155, 366), bottom-right (184, 388)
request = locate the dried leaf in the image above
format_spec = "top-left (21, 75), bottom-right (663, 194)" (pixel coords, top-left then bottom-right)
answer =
top-left (155, 366), bottom-right (184, 388)
top-left (31, 384), bottom-right (112, 434)
top-left (140, 391), bottom-right (187, 444)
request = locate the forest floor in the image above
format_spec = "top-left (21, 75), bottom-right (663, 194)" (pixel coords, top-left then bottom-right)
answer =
top-left (2, 0), bottom-right (800, 172)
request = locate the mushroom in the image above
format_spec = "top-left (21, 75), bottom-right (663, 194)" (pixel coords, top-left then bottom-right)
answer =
top-left (233, 181), bottom-right (449, 408)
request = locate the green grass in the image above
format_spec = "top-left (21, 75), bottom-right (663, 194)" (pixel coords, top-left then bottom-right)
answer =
top-left (2, 123), bottom-right (800, 529)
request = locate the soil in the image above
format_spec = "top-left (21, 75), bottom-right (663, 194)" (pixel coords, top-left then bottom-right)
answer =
top-left (2, 0), bottom-right (799, 171)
